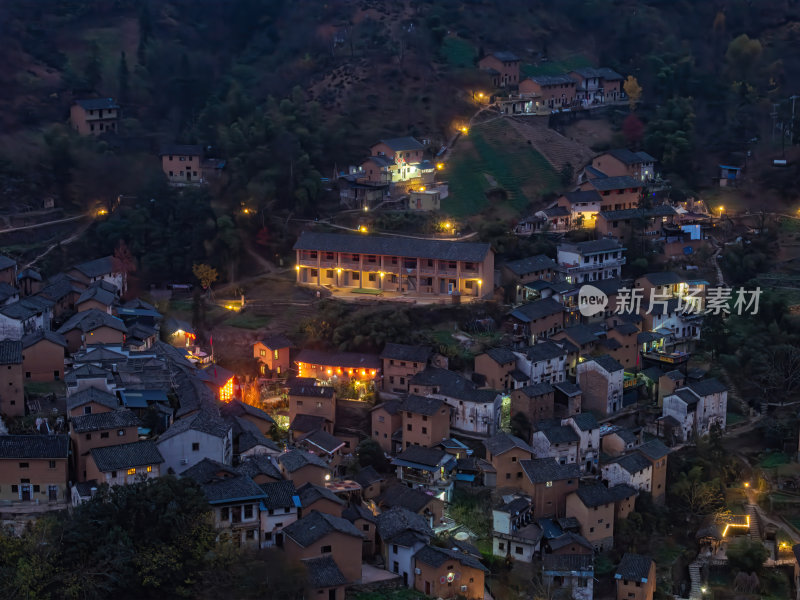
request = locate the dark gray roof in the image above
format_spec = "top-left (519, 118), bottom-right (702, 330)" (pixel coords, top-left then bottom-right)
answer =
top-left (572, 66), bottom-right (623, 80)
top-left (300, 429), bottom-right (345, 454)
top-left (66, 387), bottom-right (119, 412)
top-left (219, 399), bottom-right (274, 424)
top-left (258, 335), bottom-right (292, 350)
top-left (541, 206), bottom-right (571, 218)
top-left (538, 425), bottom-right (580, 444)
top-left (236, 455), bottom-right (282, 481)
top-left (376, 505), bottom-right (433, 543)
top-left (298, 482), bottom-right (346, 508)
top-left (510, 369), bottom-right (529, 383)
top-left (278, 449), bottom-right (330, 473)
top-left (496, 496), bottom-right (530, 515)
top-left (57, 309), bottom-right (127, 335)
top-left (528, 74), bottom-right (576, 86)
top-left (553, 381), bottom-right (581, 396)
top-left (401, 395), bottom-right (446, 417)
top-left (380, 343), bottom-right (431, 363)
top-left (607, 148), bottom-right (655, 165)
top-left (295, 348), bottom-right (380, 370)
top-left (159, 144), bottom-right (202, 156)
top-left (394, 445), bottom-right (451, 468)
top-left (484, 432), bottom-right (533, 457)
top-left (609, 428), bottom-right (638, 445)
top-left (589, 354), bottom-right (624, 373)
top-left (409, 367), bottom-right (474, 394)
top-left (503, 255), bottom-right (557, 277)
top-left (379, 484), bottom-right (436, 514)
top-left (17, 267), bottom-right (41, 281)
top-left (489, 51), bottom-right (519, 61)
top-left (0, 340), bottom-right (22, 365)
top-left (607, 484), bottom-right (638, 501)
top-left (302, 556), bottom-right (347, 589)
top-left (559, 238), bottom-right (624, 256)
top-left (90, 440), bottom-right (163, 471)
top-left (543, 554), bottom-right (593, 574)
top-left (0, 298), bottom-right (50, 320)
top-left (157, 411), bottom-right (231, 442)
top-left (559, 324), bottom-right (600, 346)
top-left (549, 532), bottom-right (593, 551)
top-left (77, 285), bottom-right (116, 306)
top-left (510, 298), bottom-right (564, 323)
top-left (561, 190), bottom-right (602, 205)
top-left (75, 97), bottom-right (119, 110)
top-left (201, 474), bottom-right (267, 503)
top-left (259, 480), bottom-right (298, 510)
top-left (675, 388), bottom-right (700, 406)
top-left (0, 434), bottom-right (69, 459)
top-left (0, 255), bottom-right (15, 270)
top-left (371, 399), bottom-right (403, 416)
top-left (586, 175), bottom-right (641, 191)
top-left (293, 231), bottom-right (491, 263)
top-left (71, 256), bottom-right (117, 279)
top-left (518, 382), bottom-right (554, 397)
top-left (524, 340), bottom-right (568, 362)
top-left (284, 510), bottom-right (363, 547)
top-left (377, 137), bottom-right (424, 151)
top-left (665, 369), bottom-right (684, 381)
top-left (353, 465), bottom-right (384, 487)
top-left (688, 378), bottom-right (727, 396)
top-left (520, 458), bottom-right (580, 483)
top-left (71, 409), bottom-right (140, 433)
top-left (0, 282), bottom-right (17, 303)
top-left (615, 553), bottom-right (654, 582)
top-left (575, 483), bottom-right (616, 507)
top-left (640, 271), bottom-right (684, 286)
top-left (342, 502), bottom-right (377, 524)
top-left (484, 347), bottom-right (517, 366)
top-left (637, 439), bottom-right (670, 461)
top-left (613, 322), bottom-right (640, 335)
top-left (613, 452), bottom-right (652, 474)
top-left (569, 413), bottom-right (599, 431)
top-left (290, 414), bottom-right (330, 433)
top-left (414, 544), bottom-right (489, 573)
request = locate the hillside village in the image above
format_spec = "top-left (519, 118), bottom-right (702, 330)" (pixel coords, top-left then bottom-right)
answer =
top-left (4, 2), bottom-right (800, 600)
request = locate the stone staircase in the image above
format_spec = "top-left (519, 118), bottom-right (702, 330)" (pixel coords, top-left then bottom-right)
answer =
top-left (506, 116), bottom-right (596, 173)
top-left (747, 503), bottom-right (761, 538)
top-left (688, 559), bottom-right (704, 600)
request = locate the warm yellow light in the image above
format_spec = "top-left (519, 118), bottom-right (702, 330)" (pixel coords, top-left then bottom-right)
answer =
top-left (460, 126), bottom-right (468, 134)
top-left (718, 206), bottom-right (724, 214)
top-left (443, 222), bottom-right (451, 230)
top-left (359, 225), bottom-right (367, 233)
top-left (379, 272), bottom-right (385, 278)
top-left (744, 482), bottom-right (750, 488)
top-left (324, 473), bottom-right (331, 481)
top-left (363, 206), bottom-right (368, 212)
top-left (436, 163), bottom-right (444, 170)
top-left (336, 268), bottom-right (342, 273)
top-left (477, 279), bottom-right (482, 285)
top-left (96, 208), bottom-right (108, 217)
top-left (242, 208), bottom-right (250, 214)
top-left (219, 377), bottom-right (235, 402)
top-left (478, 92), bottom-right (484, 98)
top-left (146, 466), bottom-right (152, 473)
top-left (127, 468), bottom-right (135, 475)
top-left (419, 186), bottom-right (426, 191)
top-left (295, 265), bottom-right (300, 271)
top-left (327, 369), bottom-right (332, 375)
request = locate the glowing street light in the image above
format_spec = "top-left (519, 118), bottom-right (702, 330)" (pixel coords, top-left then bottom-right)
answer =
top-left (359, 225), bottom-right (368, 233)
top-left (744, 482), bottom-right (750, 488)
top-left (718, 205), bottom-right (724, 216)
top-left (436, 163), bottom-right (445, 170)
top-left (460, 126), bottom-right (469, 134)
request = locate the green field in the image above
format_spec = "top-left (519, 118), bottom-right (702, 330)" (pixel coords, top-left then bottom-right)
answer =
top-left (224, 312), bottom-right (272, 330)
top-left (521, 54), bottom-right (593, 77)
top-left (440, 36), bottom-right (477, 68)
top-left (443, 119), bottom-right (560, 217)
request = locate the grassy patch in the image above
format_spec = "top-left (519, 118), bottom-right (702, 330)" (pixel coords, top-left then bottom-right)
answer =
top-left (224, 312), bottom-right (272, 330)
top-left (521, 54), bottom-right (593, 77)
top-left (726, 411), bottom-right (746, 425)
top-left (760, 452), bottom-right (790, 468)
top-left (440, 36), bottom-right (477, 68)
top-left (25, 381), bottom-right (66, 396)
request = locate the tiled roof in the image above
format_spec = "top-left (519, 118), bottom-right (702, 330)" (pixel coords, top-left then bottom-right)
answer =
top-left (510, 298), bottom-right (564, 323)
top-left (496, 496), bottom-right (530, 515)
top-left (575, 483), bottom-right (616, 507)
top-left (401, 395), bottom-right (446, 416)
top-left (371, 399), bottom-right (403, 416)
top-left (0, 282), bottom-right (17, 303)
top-left (543, 554), bottom-right (593, 573)
top-left (379, 485), bottom-right (436, 514)
top-left (0, 434), bottom-right (69, 458)
top-left (585, 175), bottom-right (641, 191)
top-left (503, 255), bottom-right (557, 277)
top-left (157, 411), bottom-right (231, 442)
top-left (159, 144), bottom-right (202, 156)
top-left (637, 439), bottom-right (670, 461)
top-left (302, 556), bottom-right (347, 589)
top-left (200, 473), bottom-right (267, 504)
top-left (57, 309), bottom-right (127, 335)
top-left (549, 531), bottom-right (593, 551)
top-left (528, 74), bottom-right (575, 86)
top-left (219, 399), bottom-right (274, 424)
top-left (236, 455), bottom-right (282, 481)
top-left (90, 440), bottom-right (163, 471)
top-left (342, 502), bottom-right (377, 524)
top-left (258, 335), bottom-right (292, 350)
top-left (17, 267), bottom-right (41, 281)
top-left (518, 382), bottom-right (554, 397)
top-left (484, 432), bottom-right (533, 457)
top-left (376, 505), bottom-right (433, 544)
top-left (393, 446), bottom-right (451, 468)
top-left (66, 387), bottom-right (119, 412)
top-left (538, 425), bottom-right (580, 444)
top-left (353, 465), bottom-right (384, 487)
top-left (520, 458), bottom-right (580, 483)
top-left (588, 354), bottom-right (624, 373)
top-left (569, 413), bottom-right (598, 431)
top-left (559, 324), bottom-right (600, 346)
top-left (688, 378), bottom-right (727, 396)
top-left (613, 452), bottom-right (652, 474)
top-left (484, 347), bottom-right (517, 365)
top-left (72, 256), bottom-right (117, 279)
top-left (615, 553), bottom-right (654, 582)
top-left (295, 348), bottom-right (380, 370)
top-left (414, 544), bottom-right (489, 573)
top-left (293, 231), bottom-right (491, 263)
top-left (639, 271), bottom-right (684, 286)
top-left (561, 190), bottom-right (602, 205)
top-left (377, 137), bottom-right (424, 151)
top-left (290, 414), bottom-right (330, 433)
top-left (524, 340), bottom-right (568, 362)
top-left (607, 148), bottom-right (655, 165)
top-left (284, 510), bottom-right (363, 547)
top-left (607, 484), bottom-right (638, 501)
top-left (278, 449), bottom-right (330, 473)
top-left (0, 340), bottom-right (22, 364)
top-left (613, 322), bottom-right (640, 335)
top-left (558, 238), bottom-right (624, 255)
top-left (75, 98), bottom-right (119, 110)
top-left (299, 429), bottom-right (345, 454)
top-left (259, 480), bottom-right (298, 510)
top-left (380, 343), bottom-right (431, 363)
top-left (489, 51), bottom-right (519, 61)
top-left (77, 285), bottom-right (116, 307)
top-left (553, 381), bottom-right (581, 396)
top-left (298, 482), bottom-right (345, 508)
top-left (71, 409), bottom-right (140, 433)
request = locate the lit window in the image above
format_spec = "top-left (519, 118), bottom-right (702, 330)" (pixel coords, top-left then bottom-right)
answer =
top-left (127, 468), bottom-right (136, 475)
top-left (146, 466), bottom-right (152, 473)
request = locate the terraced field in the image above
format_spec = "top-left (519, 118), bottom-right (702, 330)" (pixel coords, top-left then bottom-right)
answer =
top-left (443, 118), bottom-right (561, 217)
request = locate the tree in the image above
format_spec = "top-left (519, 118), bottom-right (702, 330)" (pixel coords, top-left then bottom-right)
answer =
top-left (509, 412), bottom-right (531, 441)
top-left (118, 51), bottom-right (129, 102)
top-left (727, 538), bottom-right (769, 575)
top-left (193, 263), bottom-right (218, 290)
top-left (624, 75), bottom-right (642, 112)
top-left (85, 40), bottom-right (102, 90)
top-left (725, 34), bottom-right (763, 82)
top-left (622, 114), bottom-right (644, 147)
top-left (356, 438), bottom-right (389, 472)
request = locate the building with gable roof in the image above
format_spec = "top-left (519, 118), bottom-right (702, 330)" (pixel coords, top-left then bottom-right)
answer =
top-left (400, 395), bottom-right (450, 449)
top-left (381, 342), bottom-right (431, 392)
top-left (413, 544), bottom-right (489, 599)
top-left (70, 98), bottom-right (120, 135)
top-left (70, 409), bottom-right (141, 481)
top-left (278, 449), bottom-right (333, 488)
top-left (520, 458), bottom-right (580, 518)
top-left (0, 340), bottom-right (24, 417)
top-left (484, 432), bottom-right (533, 487)
top-left (577, 354), bottom-right (625, 416)
top-left (542, 553), bottom-right (594, 600)
top-left (478, 51), bottom-right (520, 87)
top-left (532, 423), bottom-right (580, 466)
top-left (492, 495), bottom-right (541, 562)
top-left (371, 399), bottom-right (403, 454)
top-left (253, 335), bottom-right (292, 376)
top-left (615, 553), bottom-right (656, 600)
top-left (22, 331), bottom-right (67, 382)
top-left (601, 452), bottom-right (653, 493)
top-left (0, 434), bottom-right (70, 503)
top-left (662, 378), bottom-right (727, 439)
top-left (566, 483), bottom-right (617, 551)
top-left (86, 440), bottom-right (164, 486)
top-left (376, 505), bottom-right (434, 588)
top-left (156, 411), bottom-right (233, 474)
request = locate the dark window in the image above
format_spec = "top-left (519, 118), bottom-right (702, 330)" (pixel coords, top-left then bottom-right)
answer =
top-left (221, 507), bottom-right (230, 520)
top-left (244, 505), bottom-right (254, 519)
top-left (192, 443), bottom-right (200, 451)
top-left (100, 432), bottom-right (109, 439)
top-left (48, 460), bottom-right (56, 469)
top-left (321, 545), bottom-right (332, 553)
top-left (19, 462), bottom-right (28, 469)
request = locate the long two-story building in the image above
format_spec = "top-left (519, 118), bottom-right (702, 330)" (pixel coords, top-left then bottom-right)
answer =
top-left (294, 232), bottom-right (494, 299)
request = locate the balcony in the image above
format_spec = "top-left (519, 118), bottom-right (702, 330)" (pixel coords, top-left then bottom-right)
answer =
top-left (566, 258), bottom-right (626, 272)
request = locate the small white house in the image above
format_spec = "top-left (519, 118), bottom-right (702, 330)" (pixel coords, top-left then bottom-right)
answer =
top-left (513, 341), bottom-right (568, 385)
top-left (562, 413), bottom-right (601, 473)
top-left (156, 411), bottom-right (233, 474)
top-left (492, 496), bottom-right (541, 563)
top-left (532, 426), bottom-right (580, 465)
top-left (601, 453), bottom-right (652, 493)
top-left (662, 378), bottom-right (727, 440)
